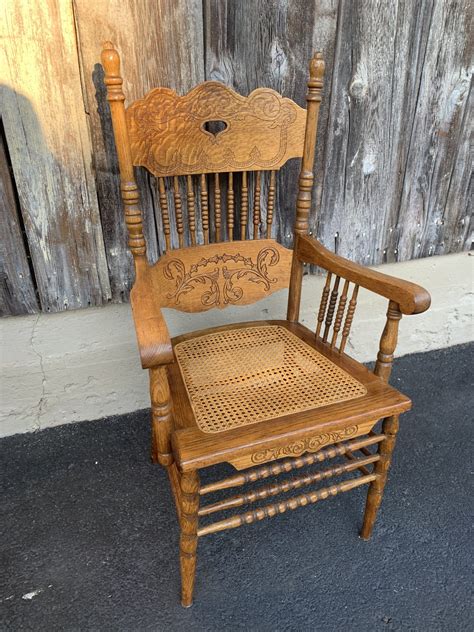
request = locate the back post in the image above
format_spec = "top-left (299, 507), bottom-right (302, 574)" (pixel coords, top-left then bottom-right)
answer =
top-left (287, 52), bottom-right (325, 322)
top-left (101, 42), bottom-right (147, 264)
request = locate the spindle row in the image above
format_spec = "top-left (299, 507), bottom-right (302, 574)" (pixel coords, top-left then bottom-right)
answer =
top-left (154, 170), bottom-right (277, 251)
top-left (316, 271), bottom-right (360, 352)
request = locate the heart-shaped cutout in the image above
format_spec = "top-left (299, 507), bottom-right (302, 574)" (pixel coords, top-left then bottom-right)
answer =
top-left (202, 120), bottom-right (228, 137)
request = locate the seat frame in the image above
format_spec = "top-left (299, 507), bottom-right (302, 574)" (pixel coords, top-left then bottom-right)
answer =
top-left (101, 42), bottom-right (431, 607)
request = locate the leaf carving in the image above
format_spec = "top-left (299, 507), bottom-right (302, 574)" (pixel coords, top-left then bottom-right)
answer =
top-left (163, 247), bottom-right (281, 307)
top-left (250, 426), bottom-right (359, 465)
top-left (126, 83), bottom-right (305, 176)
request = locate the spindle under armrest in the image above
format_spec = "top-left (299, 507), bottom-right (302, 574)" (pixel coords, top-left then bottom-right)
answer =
top-left (296, 234), bottom-right (431, 315)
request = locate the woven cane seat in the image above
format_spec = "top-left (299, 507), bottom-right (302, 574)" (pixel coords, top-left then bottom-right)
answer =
top-left (174, 325), bottom-right (367, 434)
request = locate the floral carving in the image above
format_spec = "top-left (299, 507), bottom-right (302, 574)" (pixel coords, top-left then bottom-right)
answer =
top-left (126, 83), bottom-right (306, 175)
top-left (163, 247), bottom-right (280, 307)
top-left (250, 425), bottom-right (359, 464)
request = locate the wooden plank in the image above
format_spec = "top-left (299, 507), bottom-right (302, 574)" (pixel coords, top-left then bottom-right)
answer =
top-left (74, 0), bottom-right (205, 292)
top-left (204, 0), bottom-right (339, 246)
top-left (1, 0), bottom-right (111, 312)
top-left (317, 0), bottom-right (431, 265)
top-left (441, 80), bottom-right (472, 254)
top-left (317, 0), bottom-right (472, 265)
top-left (393, 0), bottom-right (473, 260)
top-left (0, 122), bottom-right (39, 316)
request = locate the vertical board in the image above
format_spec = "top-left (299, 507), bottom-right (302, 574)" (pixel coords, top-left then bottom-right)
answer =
top-left (1, 0), bottom-right (111, 312)
top-left (318, 0), bottom-right (430, 264)
top-left (1, 0), bottom-right (471, 318)
top-left (204, 0), bottom-right (339, 246)
top-left (0, 124), bottom-right (39, 316)
top-left (74, 0), bottom-right (205, 297)
top-left (393, 0), bottom-right (473, 260)
top-left (318, 0), bottom-right (472, 265)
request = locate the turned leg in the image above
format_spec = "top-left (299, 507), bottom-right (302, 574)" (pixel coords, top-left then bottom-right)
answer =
top-left (180, 470), bottom-right (200, 607)
top-left (360, 415), bottom-right (399, 540)
top-left (150, 367), bottom-right (173, 466)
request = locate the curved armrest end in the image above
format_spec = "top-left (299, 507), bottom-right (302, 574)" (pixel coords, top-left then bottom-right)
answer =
top-left (296, 235), bottom-right (431, 315)
top-left (130, 279), bottom-right (174, 369)
top-left (409, 287), bottom-right (431, 315)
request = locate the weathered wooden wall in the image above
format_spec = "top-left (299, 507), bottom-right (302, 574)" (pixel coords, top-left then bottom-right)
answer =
top-left (318, 0), bottom-right (473, 264)
top-left (73, 0), bottom-right (204, 301)
top-left (1, 0), bottom-right (472, 316)
top-left (1, 0), bottom-right (111, 312)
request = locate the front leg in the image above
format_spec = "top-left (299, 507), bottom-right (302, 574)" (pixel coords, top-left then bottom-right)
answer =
top-left (150, 367), bottom-right (173, 466)
top-left (180, 470), bottom-right (200, 607)
top-left (360, 415), bottom-right (399, 540)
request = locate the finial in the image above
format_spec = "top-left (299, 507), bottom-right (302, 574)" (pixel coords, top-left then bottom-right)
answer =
top-left (101, 41), bottom-right (120, 77)
top-left (100, 41), bottom-right (124, 101)
top-left (309, 52), bottom-right (325, 84)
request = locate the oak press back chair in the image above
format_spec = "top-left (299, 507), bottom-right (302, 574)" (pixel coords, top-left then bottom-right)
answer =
top-left (101, 42), bottom-right (431, 607)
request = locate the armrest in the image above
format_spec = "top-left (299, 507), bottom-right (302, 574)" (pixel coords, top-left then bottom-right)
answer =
top-left (130, 273), bottom-right (174, 369)
top-left (296, 234), bottom-right (431, 315)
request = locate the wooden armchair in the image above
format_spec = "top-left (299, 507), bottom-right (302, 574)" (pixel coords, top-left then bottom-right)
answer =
top-left (101, 42), bottom-right (431, 607)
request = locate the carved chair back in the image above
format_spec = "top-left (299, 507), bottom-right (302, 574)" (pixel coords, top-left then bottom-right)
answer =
top-left (101, 43), bottom-right (325, 313)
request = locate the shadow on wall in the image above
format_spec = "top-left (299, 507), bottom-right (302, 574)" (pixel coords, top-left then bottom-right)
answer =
top-left (91, 61), bottom-right (166, 277)
top-left (0, 83), bottom-right (111, 314)
top-left (89, 63), bottom-right (136, 298)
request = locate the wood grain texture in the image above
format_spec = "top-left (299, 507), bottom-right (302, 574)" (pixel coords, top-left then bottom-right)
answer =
top-left (169, 320), bottom-right (411, 471)
top-left (126, 83), bottom-right (306, 175)
top-left (199, 434), bottom-right (384, 494)
top-left (198, 454), bottom-right (380, 514)
top-left (317, 0), bottom-right (472, 265)
top-left (1, 0), bottom-right (111, 312)
top-left (296, 234), bottom-right (431, 315)
top-left (148, 239), bottom-right (293, 312)
top-left (150, 366), bottom-right (174, 466)
top-left (204, 0), bottom-right (339, 247)
top-left (393, 0), bottom-right (473, 260)
top-left (179, 470), bottom-right (199, 607)
top-left (130, 260), bottom-right (173, 369)
top-left (374, 302), bottom-right (402, 382)
top-left (360, 415), bottom-right (399, 539)
top-left (0, 126), bottom-right (39, 316)
top-left (74, 0), bottom-right (205, 278)
top-left (2, 0), bottom-right (472, 317)
top-left (198, 474), bottom-right (376, 536)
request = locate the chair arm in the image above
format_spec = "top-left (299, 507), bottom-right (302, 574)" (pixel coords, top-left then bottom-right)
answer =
top-left (130, 274), bottom-right (174, 369)
top-left (296, 234), bottom-right (431, 315)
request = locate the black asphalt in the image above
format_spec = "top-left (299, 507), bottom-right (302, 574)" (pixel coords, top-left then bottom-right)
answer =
top-left (1, 343), bottom-right (473, 631)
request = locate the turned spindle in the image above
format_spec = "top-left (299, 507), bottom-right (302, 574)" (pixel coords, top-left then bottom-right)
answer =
top-left (157, 178), bottom-right (171, 251)
top-left (101, 42), bottom-right (146, 260)
top-left (331, 279), bottom-right (350, 347)
top-left (173, 176), bottom-right (184, 248)
top-left (149, 367), bottom-right (173, 466)
top-left (180, 471), bottom-right (200, 607)
top-left (323, 276), bottom-right (341, 342)
top-left (241, 171), bottom-right (249, 240)
top-left (253, 171), bottom-right (261, 239)
top-left (200, 174), bottom-right (209, 244)
top-left (186, 175), bottom-right (196, 245)
top-left (360, 415), bottom-right (399, 540)
top-left (316, 272), bottom-right (332, 338)
top-left (266, 170), bottom-right (276, 238)
top-left (198, 475), bottom-right (375, 537)
top-left (288, 52), bottom-right (325, 321)
top-left (214, 173), bottom-right (221, 242)
top-left (227, 172), bottom-right (234, 241)
top-left (199, 434), bottom-right (384, 495)
top-left (339, 285), bottom-right (359, 353)
top-left (374, 301), bottom-right (402, 382)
